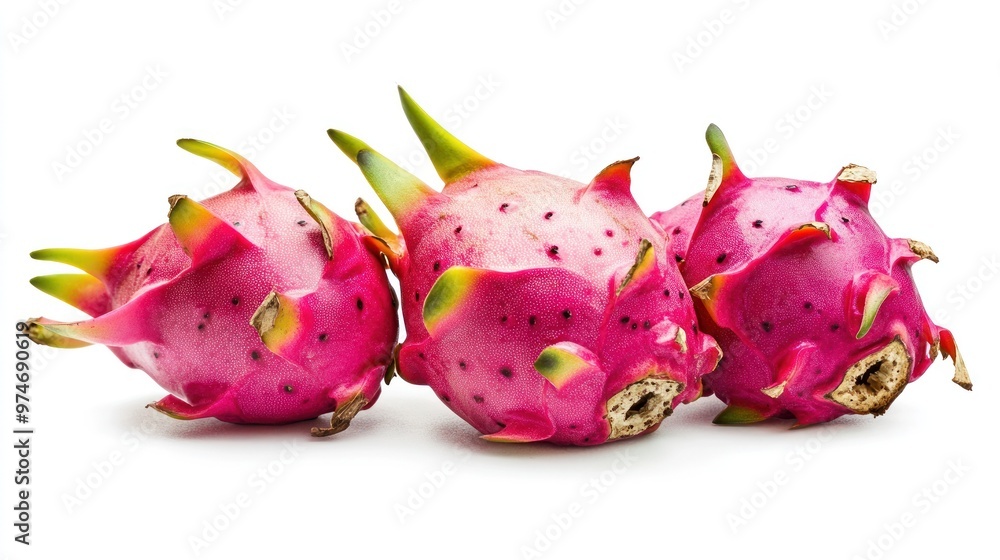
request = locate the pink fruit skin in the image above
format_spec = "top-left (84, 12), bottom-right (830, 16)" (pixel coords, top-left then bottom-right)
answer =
top-left (28, 141), bottom-right (398, 430)
top-left (332, 89), bottom-right (721, 445)
top-left (651, 126), bottom-right (970, 427)
top-left (396, 166), bottom-right (720, 445)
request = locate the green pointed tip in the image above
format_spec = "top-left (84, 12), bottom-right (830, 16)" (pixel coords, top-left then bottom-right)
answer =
top-left (176, 138), bottom-right (251, 178)
top-left (29, 247), bottom-right (115, 282)
top-left (354, 198), bottom-right (398, 242)
top-left (713, 404), bottom-right (767, 425)
top-left (705, 124), bottom-right (744, 181)
top-left (534, 345), bottom-right (592, 390)
top-left (397, 86), bottom-right (495, 182)
top-left (355, 149), bottom-right (438, 221)
top-left (29, 274), bottom-right (105, 314)
top-left (422, 267), bottom-right (482, 335)
top-left (857, 285), bottom-right (896, 339)
top-left (327, 129), bottom-right (372, 164)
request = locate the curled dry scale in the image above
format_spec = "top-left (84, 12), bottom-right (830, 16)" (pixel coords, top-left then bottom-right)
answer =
top-left (26, 89), bottom-right (971, 444)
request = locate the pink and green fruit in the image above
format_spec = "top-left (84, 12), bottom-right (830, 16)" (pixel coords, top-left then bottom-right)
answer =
top-left (330, 88), bottom-right (721, 445)
top-left (27, 140), bottom-right (398, 436)
top-left (651, 125), bottom-right (971, 427)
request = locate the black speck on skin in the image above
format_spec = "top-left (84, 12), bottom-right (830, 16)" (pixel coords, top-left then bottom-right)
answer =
top-left (356, 298), bottom-right (364, 310)
top-left (631, 323), bottom-right (638, 330)
top-left (562, 309), bottom-right (572, 319)
top-left (605, 229), bottom-right (614, 237)
top-left (753, 220), bottom-right (763, 228)
top-left (415, 292), bottom-right (421, 302)
top-left (643, 321), bottom-right (651, 330)
top-left (297, 220), bottom-right (307, 226)
top-left (251, 351), bottom-right (260, 360)
top-left (441, 393), bottom-right (450, 402)
top-left (761, 321), bottom-right (772, 333)
top-left (620, 316), bottom-right (630, 324)
top-left (529, 316), bottom-right (537, 326)
top-left (318, 333), bottom-right (328, 342)
top-left (433, 261), bottom-right (441, 271)
top-left (454, 225), bottom-right (462, 234)
top-left (284, 385), bottom-right (293, 393)
top-left (500, 367), bottom-right (512, 378)
top-left (716, 252), bottom-right (727, 264)
top-left (500, 315), bottom-right (508, 323)
top-left (231, 297), bottom-right (240, 305)
top-left (673, 227), bottom-right (682, 235)
top-left (473, 395), bottom-right (484, 404)
top-left (544, 212), bottom-right (554, 220)
top-left (548, 245), bottom-right (559, 258)
top-left (841, 216), bottom-right (850, 223)
top-left (804, 302), bottom-right (813, 310)
top-left (153, 352), bottom-right (160, 359)
top-left (675, 254), bottom-right (683, 263)
top-left (499, 203), bottom-right (509, 212)
top-left (203, 312), bottom-right (210, 319)
top-left (664, 289), bottom-right (671, 297)
top-left (233, 221), bottom-right (241, 226)
top-left (831, 323), bottom-right (840, 332)
top-left (594, 248), bottom-right (603, 256)
top-left (197, 323), bottom-right (205, 331)
top-left (785, 184), bottom-right (798, 191)
top-left (146, 267), bottom-right (153, 276)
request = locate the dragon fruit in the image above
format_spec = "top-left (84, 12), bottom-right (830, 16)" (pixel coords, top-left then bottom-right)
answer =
top-left (651, 125), bottom-right (971, 427)
top-left (327, 87), bottom-right (721, 445)
top-left (27, 140), bottom-right (398, 436)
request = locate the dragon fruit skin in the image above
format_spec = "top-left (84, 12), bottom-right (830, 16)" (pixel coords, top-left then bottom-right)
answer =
top-left (328, 88), bottom-right (721, 445)
top-left (27, 140), bottom-right (398, 436)
top-left (651, 125), bottom-right (971, 427)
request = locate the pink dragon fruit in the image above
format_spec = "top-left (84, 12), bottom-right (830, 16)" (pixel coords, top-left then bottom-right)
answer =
top-left (27, 140), bottom-right (398, 436)
top-left (651, 124), bottom-right (971, 427)
top-left (327, 87), bottom-right (721, 445)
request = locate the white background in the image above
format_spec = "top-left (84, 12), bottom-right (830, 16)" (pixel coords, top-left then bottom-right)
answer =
top-left (1, 1), bottom-right (997, 559)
